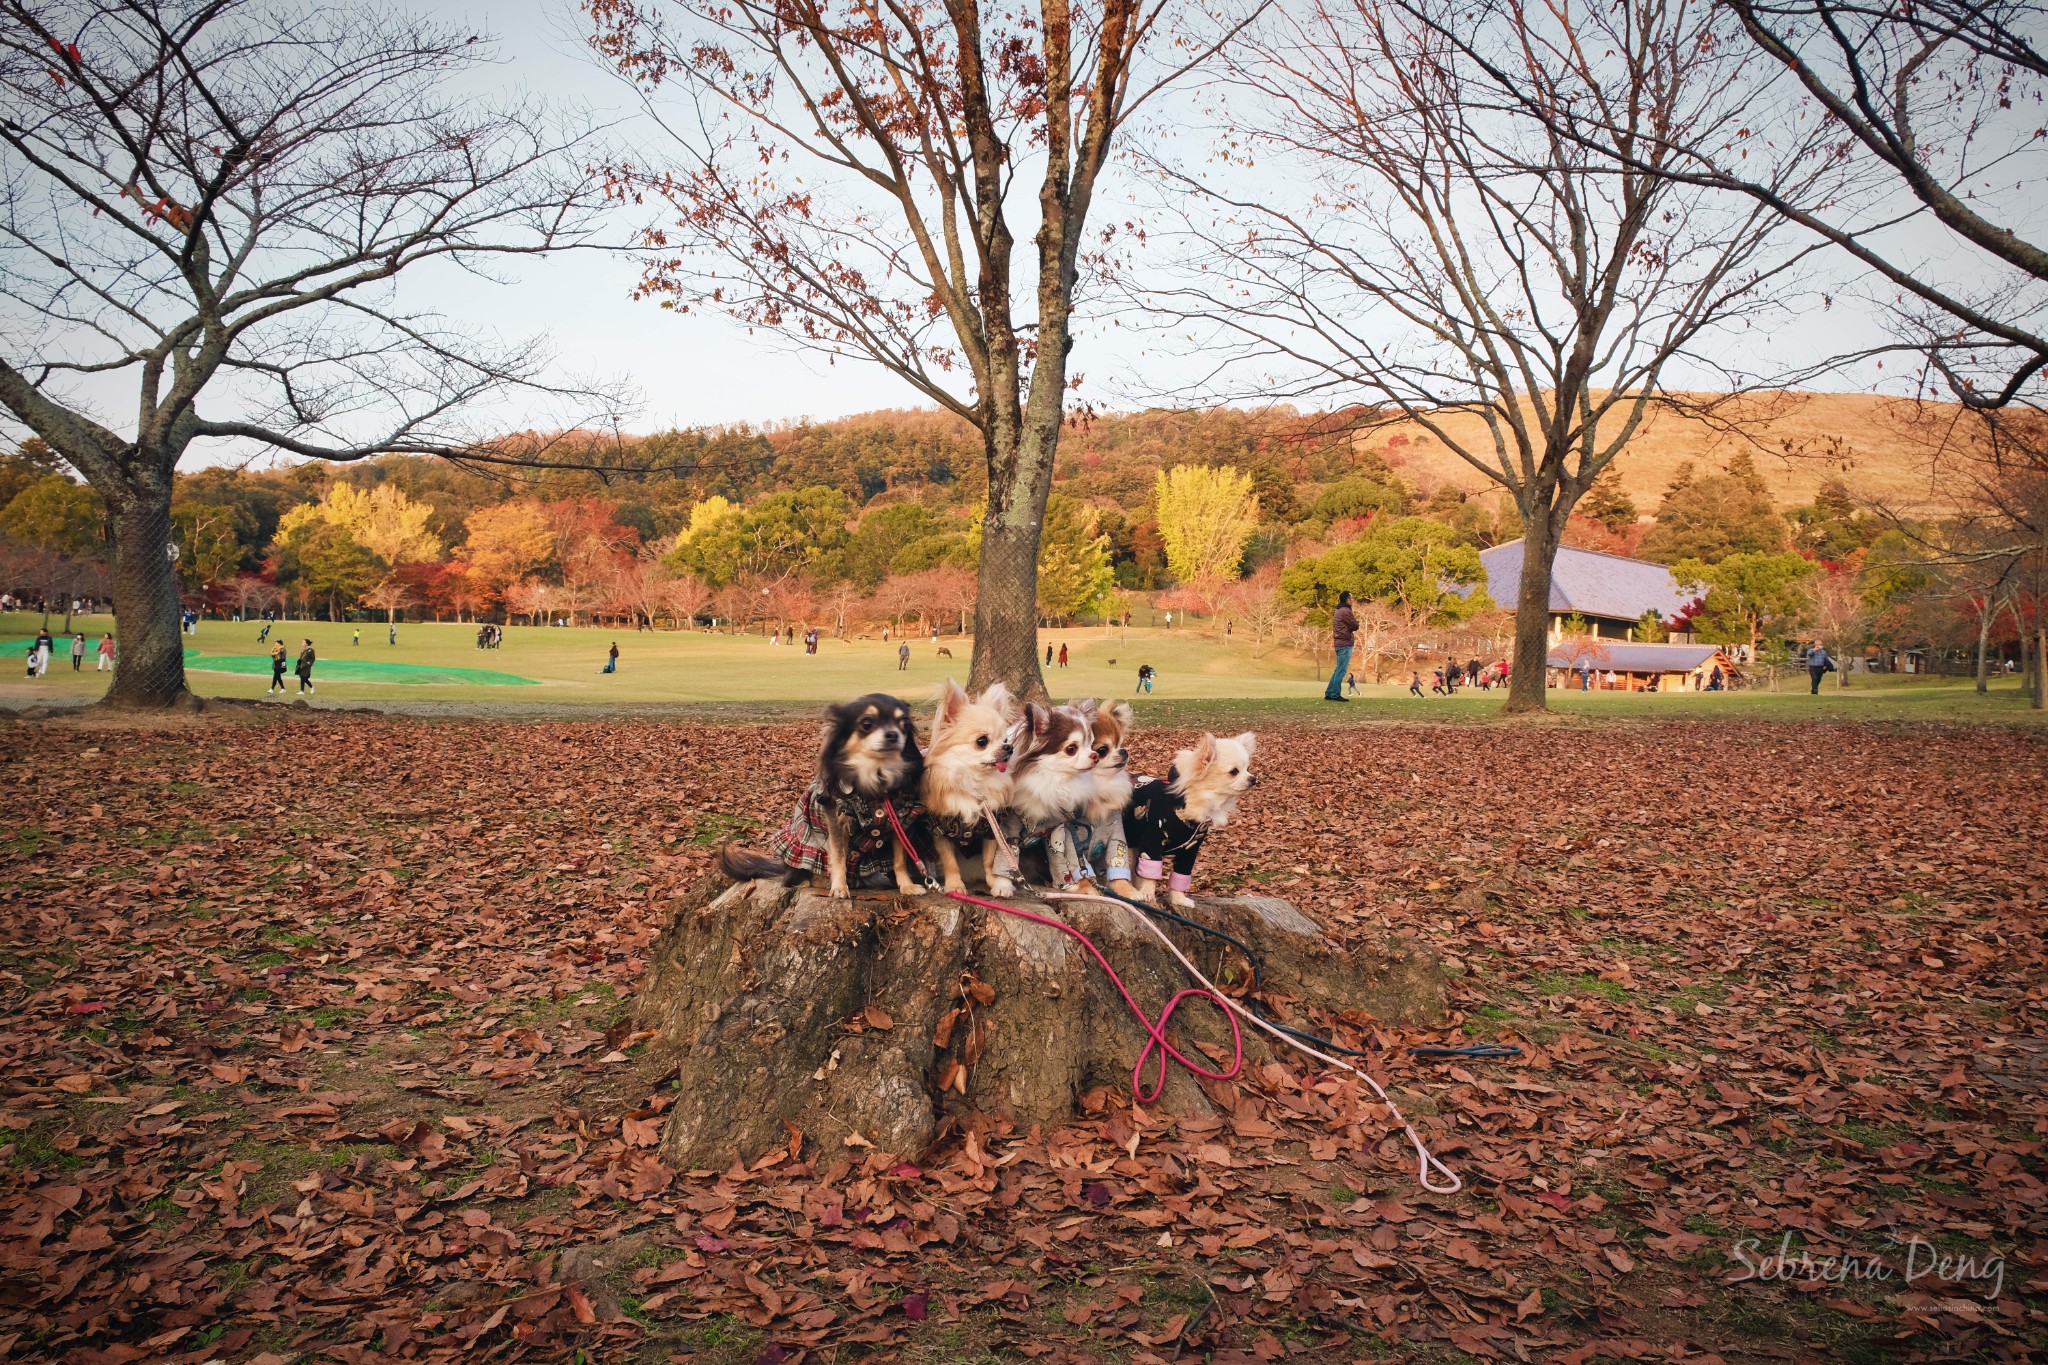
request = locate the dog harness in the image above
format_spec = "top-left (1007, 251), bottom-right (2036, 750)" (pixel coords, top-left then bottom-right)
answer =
top-left (1043, 809), bottom-right (1135, 890)
top-left (922, 808), bottom-right (984, 846)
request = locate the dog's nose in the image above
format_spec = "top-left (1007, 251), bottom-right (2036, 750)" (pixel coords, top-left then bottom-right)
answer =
top-left (883, 729), bottom-right (901, 745)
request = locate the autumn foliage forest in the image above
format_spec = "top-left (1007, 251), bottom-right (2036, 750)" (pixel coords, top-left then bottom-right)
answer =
top-left (5, 398), bottom-right (2038, 679)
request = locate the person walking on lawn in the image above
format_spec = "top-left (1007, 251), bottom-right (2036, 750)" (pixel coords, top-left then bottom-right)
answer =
top-left (1325, 591), bottom-right (1357, 702)
top-left (69, 632), bottom-right (85, 671)
top-left (295, 640), bottom-right (316, 694)
top-left (269, 642), bottom-right (287, 693)
top-left (97, 633), bottom-right (114, 672)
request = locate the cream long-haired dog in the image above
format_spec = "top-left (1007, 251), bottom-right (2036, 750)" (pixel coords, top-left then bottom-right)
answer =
top-left (919, 680), bottom-right (1019, 893)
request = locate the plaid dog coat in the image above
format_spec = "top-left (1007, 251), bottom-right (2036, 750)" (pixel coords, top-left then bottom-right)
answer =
top-left (768, 781), bottom-right (923, 888)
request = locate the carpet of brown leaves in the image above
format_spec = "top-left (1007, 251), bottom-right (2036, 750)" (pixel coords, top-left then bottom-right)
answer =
top-left (1, 716), bottom-right (2043, 1365)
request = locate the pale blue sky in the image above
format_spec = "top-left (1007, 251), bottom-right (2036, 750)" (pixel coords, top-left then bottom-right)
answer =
top-left (410, 0), bottom-right (903, 433)
top-left (8, 0), bottom-right (2009, 472)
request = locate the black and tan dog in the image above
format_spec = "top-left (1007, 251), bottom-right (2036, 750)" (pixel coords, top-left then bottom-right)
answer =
top-left (720, 693), bottom-right (925, 897)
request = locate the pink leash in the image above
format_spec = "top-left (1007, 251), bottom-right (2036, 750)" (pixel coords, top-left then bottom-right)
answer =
top-left (1043, 890), bottom-right (1463, 1194)
top-left (882, 801), bottom-right (1459, 1192)
top-left (882, 801), bottom-right (1243, 1104)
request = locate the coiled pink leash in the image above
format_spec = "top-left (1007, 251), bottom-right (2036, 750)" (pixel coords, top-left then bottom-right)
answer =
top-left (882, 802), bottom-right (1243, 1103)
top-left (881, 801), bottom-right (1457, 1192)
top-left (1044, 890), bottom-right (1463, 1194)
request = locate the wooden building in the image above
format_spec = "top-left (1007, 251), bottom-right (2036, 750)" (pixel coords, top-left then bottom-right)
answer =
top-left (1478, 540), bottom-right (1698, 640)
top-left (1546, 642), bottom-right (1741, 691)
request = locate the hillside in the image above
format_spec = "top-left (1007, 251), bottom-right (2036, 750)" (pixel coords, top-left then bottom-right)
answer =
top-left (1358, 390), bottom-right (1963, 511)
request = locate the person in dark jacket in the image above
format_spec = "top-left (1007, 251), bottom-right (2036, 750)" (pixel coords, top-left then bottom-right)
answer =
top-left (294, 640), bottom-right (316, 693)
top-left (1325, 591), bottom-right (1357, 702)
top-left (1806, 641), bottom-right (1832, 694)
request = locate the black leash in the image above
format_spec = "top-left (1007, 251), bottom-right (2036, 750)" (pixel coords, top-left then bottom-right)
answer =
top-left (1408, 1044), bottom-right (1523, 1060)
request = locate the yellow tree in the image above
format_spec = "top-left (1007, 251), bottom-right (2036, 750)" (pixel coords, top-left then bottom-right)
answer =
top-left (288, 483), bottom-right (444, 623)
top-left (323, 484), bottom-right (443, 568)
top-left (461, 499), bottom-right (557, 601)
top-left (1154, 465), bottom-right (1261, 592)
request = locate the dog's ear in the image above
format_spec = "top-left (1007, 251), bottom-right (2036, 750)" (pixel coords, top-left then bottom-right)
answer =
top-left (978, 682), bottom-right (1018, 721)
top-left (1069, 697), bottom-right (1099, 721)
top-left (1232, 731), bottom-right (1256, 758)
top-left (1190, 732), bottom-right (1218, 773)
top-left (1026, 702), bottom-right (1052, 738)
top-left (1109, 701), bottom-right (1135, 729)
top-left (934, 678), bottom-right (967, 729)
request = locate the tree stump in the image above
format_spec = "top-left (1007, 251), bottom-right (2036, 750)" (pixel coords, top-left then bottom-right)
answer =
top-left (636, 878), bottom-right (1443, 1169)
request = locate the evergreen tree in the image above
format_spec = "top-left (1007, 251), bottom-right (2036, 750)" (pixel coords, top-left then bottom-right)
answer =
top-left (1581, 466), bottom-right (1639, 532)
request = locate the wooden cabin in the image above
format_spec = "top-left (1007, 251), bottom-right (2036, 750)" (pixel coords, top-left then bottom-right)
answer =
top-left (1546, 642), bottom-right (1741, 692)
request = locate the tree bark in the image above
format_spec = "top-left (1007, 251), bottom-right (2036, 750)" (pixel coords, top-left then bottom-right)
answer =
top-left (1975, 605), bottom-right (1993, 694)
top-left (637, 877), bottom-right (1443, 1169)
top-left (1504, 502), bottom-right (1559, 714)
top-left (970, 421), bottom-right (1055, 702)
top-left (2037, 624), bottom-right (2046, 710)
top-left (101, 476), bottom-right (191, 709)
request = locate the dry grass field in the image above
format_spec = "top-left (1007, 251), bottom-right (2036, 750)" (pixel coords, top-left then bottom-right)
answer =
top-left (1369, 390), bottom-right (1969, 509)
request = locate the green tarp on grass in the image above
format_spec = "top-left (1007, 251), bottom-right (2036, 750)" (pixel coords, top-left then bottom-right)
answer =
top-left (191, 652), bottom-right (539, 686)
top-left (2, 637), bottom-right (537, 686)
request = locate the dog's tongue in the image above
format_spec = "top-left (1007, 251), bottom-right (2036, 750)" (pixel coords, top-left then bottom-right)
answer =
top-left (994, 760), bottom-right (1009, 773)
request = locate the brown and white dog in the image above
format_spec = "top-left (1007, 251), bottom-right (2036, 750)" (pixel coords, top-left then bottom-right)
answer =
top-left (1072, 699), bottom-right (1138, 895)
top-left (995, 701), bottom-right (1098, 897)
top-left (919, 680), bottom-right (1018, 892)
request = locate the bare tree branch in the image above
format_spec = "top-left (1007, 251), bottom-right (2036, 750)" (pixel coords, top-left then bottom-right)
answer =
top-left (0, 0), bottom-right (637, 706)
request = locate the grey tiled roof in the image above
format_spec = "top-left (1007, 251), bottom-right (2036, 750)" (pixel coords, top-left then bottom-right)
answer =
top-left (1548, 642), bottom-right (1726, 673)
top-left (1479, 540), bottom-right (1696, 623)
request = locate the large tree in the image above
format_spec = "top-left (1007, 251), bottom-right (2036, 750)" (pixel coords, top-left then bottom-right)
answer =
top-left (1279, 515), bottom-right (1490, 642)
top-left (586, 0), bottom-right (1229, 697)
top-left (1147, 0), bottom-right (1821, 712)
top-left (0, 0), bottom-right (615, 707)
top-left (0, 471), bottom-right (104, 626)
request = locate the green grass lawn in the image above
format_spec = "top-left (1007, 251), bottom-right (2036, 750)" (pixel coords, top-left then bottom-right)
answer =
top-left (2, 612), bottom-right (2042, 723)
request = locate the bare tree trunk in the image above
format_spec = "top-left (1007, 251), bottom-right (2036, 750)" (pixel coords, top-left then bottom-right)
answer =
top-left (1975, 606), bottom-right (1993, 693)
top-left (970, 420), bottom-right (1054, 703)
top-left (2037, 624), bottom-right (2046, 710)
top-left (638, 877), bottom-right (1444, 1169)
top-left (102, 478), bottom-right (190, 708)
top-left (1505, 505), bottom-right (1557, 714)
